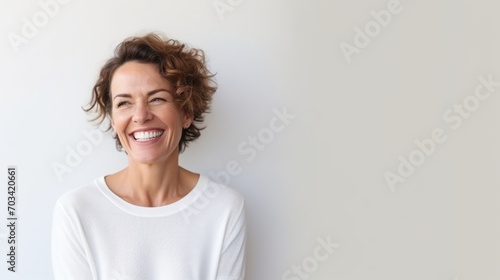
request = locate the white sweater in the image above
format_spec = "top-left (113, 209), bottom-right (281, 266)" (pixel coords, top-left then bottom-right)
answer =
top-left (51, 174), bottom-right (246, 280)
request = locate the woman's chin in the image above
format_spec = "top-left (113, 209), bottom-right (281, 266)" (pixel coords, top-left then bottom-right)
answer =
top-left (127, 149), bottom-right (176, 165)
top-left (128, 152), bottom-right (163, 165)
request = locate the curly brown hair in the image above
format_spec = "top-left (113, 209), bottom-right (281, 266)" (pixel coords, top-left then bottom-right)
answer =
top-left (83, 33), bottom-right (217, 153)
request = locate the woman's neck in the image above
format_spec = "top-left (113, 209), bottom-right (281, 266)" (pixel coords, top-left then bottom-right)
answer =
top-left (110, 155), bottom-right (196, 207)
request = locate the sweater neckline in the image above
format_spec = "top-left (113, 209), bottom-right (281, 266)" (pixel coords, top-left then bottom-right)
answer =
top-left (95, 174), bottom-right (206, 217)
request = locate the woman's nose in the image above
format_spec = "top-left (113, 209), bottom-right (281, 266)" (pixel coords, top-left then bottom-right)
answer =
top-left (132, 103), bottom-right (153, 124)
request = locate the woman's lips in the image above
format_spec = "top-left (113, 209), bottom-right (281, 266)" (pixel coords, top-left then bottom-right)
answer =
top-left (130, 130), bottom-right (164, 141)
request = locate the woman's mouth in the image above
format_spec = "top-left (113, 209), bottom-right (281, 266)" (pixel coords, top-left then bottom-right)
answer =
top-left (132, 130), bottom-right (164, 142)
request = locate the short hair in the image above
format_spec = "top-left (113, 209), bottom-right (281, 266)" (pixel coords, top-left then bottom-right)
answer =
top-left (84, 32), bottom-right (217, 152)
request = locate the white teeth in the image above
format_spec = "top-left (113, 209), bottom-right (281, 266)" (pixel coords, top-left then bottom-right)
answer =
top-left (133, 130), bottom-right (163, 141)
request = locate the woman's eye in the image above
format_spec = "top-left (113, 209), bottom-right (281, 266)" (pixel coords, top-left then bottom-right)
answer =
top-left (116, 101), bottom-right (128, 107)
top-left (151, 98), bottom-right (166, 103)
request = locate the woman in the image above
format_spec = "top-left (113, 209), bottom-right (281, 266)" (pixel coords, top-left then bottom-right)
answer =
top-left (51, 33), bottom-right (246, 280)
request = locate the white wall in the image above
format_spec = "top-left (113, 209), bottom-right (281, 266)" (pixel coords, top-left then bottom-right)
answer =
top-left (1, 0), bottom-right (500, 279)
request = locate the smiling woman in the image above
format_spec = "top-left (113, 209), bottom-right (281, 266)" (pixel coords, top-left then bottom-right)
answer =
top-left (50, 33), bottom-right (246, 280)
top-left (110, 62), bottom-right (188, 167)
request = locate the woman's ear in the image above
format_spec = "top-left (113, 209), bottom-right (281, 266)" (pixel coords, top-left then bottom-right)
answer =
top-left (183, 113), bottom-right (193, 129)
top-left (110, 115), bottom-right (115, 131)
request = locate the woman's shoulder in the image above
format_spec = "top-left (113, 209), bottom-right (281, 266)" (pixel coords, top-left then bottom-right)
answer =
top-left (199, 174), bottom-right (245, 208)
top-left (55, 177), bottom-right (103, 211)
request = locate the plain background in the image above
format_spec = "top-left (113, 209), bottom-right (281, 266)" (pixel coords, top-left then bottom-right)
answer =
top-left (1, 0), bottom-right (500, 279)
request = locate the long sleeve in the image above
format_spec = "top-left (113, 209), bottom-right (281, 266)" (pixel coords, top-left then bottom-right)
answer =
top-left (216, 200), bottom-right (246, 280)
top-left (51, 201), bottom-right (95, 280)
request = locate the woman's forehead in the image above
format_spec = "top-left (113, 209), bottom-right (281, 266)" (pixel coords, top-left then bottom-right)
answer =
top-left (111, 62), bottom-right (172, 96)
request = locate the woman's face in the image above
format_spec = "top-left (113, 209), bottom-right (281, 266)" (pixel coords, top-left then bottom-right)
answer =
top-left (110, 61), bottom-right (191, 164)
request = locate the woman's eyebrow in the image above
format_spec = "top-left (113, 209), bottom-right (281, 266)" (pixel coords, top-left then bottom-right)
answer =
top-left (147, 89), bottom-right (172, 96)
top-left (113, 89), bottom-right (171, 100)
